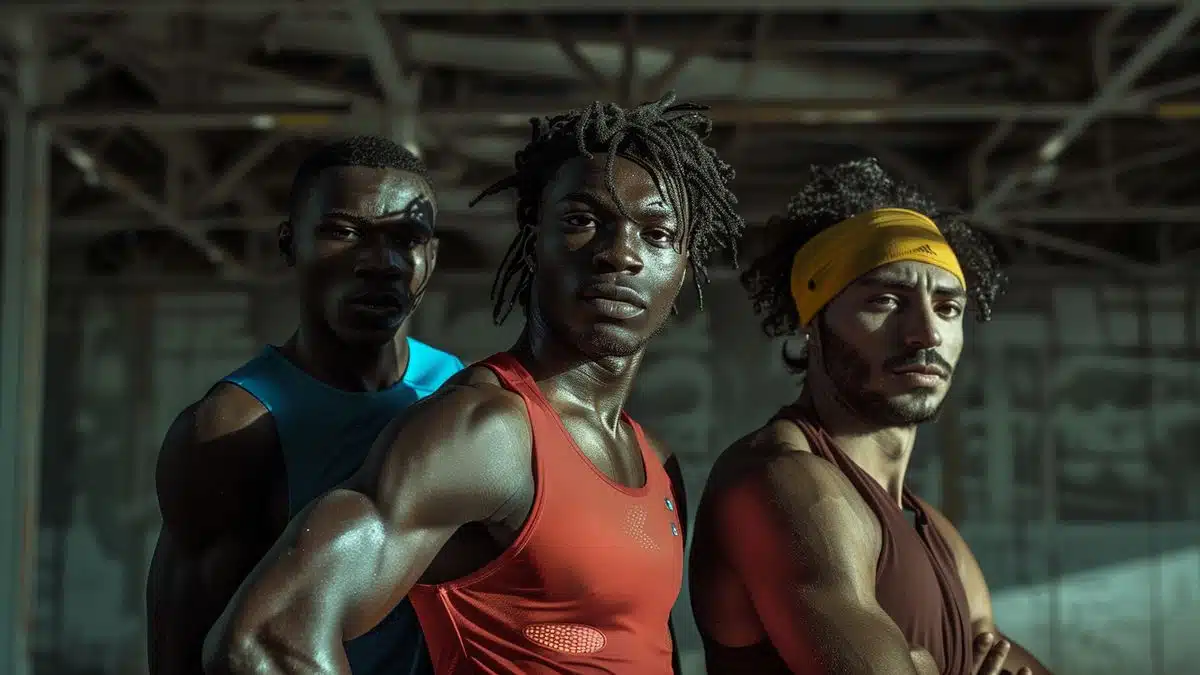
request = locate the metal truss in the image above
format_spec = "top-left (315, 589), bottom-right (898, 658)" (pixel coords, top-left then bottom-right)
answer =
top-left (3, 4), bottom-right (1200, 283)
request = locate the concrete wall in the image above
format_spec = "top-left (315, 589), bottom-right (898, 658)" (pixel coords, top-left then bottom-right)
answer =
top-left (33, 270), bottom-right (1200, 674)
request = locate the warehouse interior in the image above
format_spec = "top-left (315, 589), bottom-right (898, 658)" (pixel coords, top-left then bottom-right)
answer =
top-left (1, 1), bottom-right (1199, 673)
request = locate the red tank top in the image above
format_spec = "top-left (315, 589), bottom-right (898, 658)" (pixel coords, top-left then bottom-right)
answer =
top-left (407, 352), bottom-right (684, 674)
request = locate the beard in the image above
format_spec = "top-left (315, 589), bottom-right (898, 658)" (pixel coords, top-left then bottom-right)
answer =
top-left (814, 317), bottom-right (948, 427)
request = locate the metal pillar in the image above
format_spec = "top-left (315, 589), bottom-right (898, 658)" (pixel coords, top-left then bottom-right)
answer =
top-left (0, 16), bottom-right (48, 675)
top-left (384, 73), bottom-right (422, 159)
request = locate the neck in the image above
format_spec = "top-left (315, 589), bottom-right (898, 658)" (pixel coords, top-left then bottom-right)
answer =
top-left (287, 317), bottom-right (411, 393)
top-left (799, 381), bottom-right (917, 506)
top-left (512, 312), bottom-right (644, 434)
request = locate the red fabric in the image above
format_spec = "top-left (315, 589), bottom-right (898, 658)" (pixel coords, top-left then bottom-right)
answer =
top-left (408, 352), bottom-right (684, 674)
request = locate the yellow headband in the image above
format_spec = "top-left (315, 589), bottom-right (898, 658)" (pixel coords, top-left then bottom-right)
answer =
top-left (789, 207), bottom-right (965, 326)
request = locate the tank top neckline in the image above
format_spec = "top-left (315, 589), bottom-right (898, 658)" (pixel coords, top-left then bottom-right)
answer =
top-left (486, 351), bottom-right (654, 497)
top-left (263, 342), bottom-right (418, 398)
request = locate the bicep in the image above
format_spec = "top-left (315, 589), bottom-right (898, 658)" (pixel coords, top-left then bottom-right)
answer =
top-left (211, 384), bottom-right (530, 647)
top-left (714, 458), bottom-right (919, 675)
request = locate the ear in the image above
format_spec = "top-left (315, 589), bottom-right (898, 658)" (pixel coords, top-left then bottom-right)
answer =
top-left (426, 236), bottom-right (440, 275)
top-left (277, 221), bottom-right (295, 266)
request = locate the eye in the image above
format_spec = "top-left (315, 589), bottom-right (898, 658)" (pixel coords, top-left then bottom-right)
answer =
top-left (643, 227), bottom-right (679, 247)
top-left (562, 213), bottom-right (599, 229)
top-left (868, 295), bottom-right (900, 309)
top-left (938, 303), bottom-right (964, 319)
top-left (322, 224), bottom-right (359, 241)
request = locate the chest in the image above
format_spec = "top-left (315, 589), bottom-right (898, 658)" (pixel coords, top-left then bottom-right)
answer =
top-left (872, 510), bottom-right (973, 672)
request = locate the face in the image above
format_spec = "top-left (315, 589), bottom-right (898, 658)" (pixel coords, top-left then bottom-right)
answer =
top-left (809, 260), bottom-right (967, 426)
top-left (282, 166), bottom-right (438, 346)
top-left (529, 153), bottom-right (689, 359)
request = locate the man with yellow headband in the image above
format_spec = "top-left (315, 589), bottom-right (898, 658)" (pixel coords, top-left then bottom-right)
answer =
top-left (688, 158), bottom-right (1054, 675)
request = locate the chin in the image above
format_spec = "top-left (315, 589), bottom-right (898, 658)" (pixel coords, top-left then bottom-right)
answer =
top-left (332, 324), bottom-right (402, 347)
top-left (882, 393), bottom-right (946, 425)
top-left (571, 323), bottom-right (647, 359)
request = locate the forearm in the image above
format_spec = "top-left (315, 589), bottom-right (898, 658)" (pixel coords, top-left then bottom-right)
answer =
top-left (203, 491), bottom-right (397, 675)
top-left (764, 596), bottom-right (928, 675)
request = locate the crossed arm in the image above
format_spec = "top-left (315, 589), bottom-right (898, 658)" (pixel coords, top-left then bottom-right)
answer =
top-left (923, 508), bottom-right (1055, 675)
top-left (201, 384), bottom-right (530, 675)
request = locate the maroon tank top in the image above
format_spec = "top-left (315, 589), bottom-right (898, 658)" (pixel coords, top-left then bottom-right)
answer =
top-left (775, 405), bottom-right (974, 675)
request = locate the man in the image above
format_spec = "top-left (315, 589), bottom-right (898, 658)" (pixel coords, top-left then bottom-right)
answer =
top-left (689, 158), bottom-right (1054, 675)
top-left (200, 92), bottom-right (745, 675)
top-left (147, 136), bottom-right (464, 675)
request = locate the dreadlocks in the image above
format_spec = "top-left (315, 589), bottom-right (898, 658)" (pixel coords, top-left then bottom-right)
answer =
top-left (741, 158), bottom-right (1005, 370)
top-left (472, 91), bottom-right (745, 325)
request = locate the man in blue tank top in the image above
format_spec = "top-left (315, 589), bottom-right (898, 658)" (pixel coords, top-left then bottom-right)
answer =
top-left (146, 136), bottom-right (463, 675)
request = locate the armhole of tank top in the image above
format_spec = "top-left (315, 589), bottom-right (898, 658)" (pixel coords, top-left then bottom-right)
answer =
top-left (427, 358), bottom-right (548, 592)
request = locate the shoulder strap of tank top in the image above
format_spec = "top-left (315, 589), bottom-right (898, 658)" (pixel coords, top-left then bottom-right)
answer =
top-left (476, 351), bottom-right (549, 406)
top-left (770, 403), bottom-right (840, 464)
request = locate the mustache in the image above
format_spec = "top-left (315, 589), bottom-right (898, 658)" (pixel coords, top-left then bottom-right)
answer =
top-left (883, 349), bottom-right (953, 375)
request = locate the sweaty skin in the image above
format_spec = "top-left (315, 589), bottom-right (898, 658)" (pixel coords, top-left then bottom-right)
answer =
top-left (202, 153), bottom-right (691, 675)
top-left (691, 260), bottom-right (1052, 675)
top-left (147, 166), bottom-right (438, 675)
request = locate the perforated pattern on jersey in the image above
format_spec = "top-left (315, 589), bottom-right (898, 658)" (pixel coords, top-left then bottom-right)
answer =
top-left (522, 623), bottom-right (607, 654)
top-left (623, 504), bottom-right (661, 551)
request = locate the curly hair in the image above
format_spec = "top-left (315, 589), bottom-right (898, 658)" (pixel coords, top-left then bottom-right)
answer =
top-left (741, 158), bottom-right (1005, 370)
top-left (471, 91), bottom-right (745, 325)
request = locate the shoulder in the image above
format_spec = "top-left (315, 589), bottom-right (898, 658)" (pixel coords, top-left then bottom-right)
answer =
top-left (404, 337), bottom-right (467, 392)
top-left (701, 423), bottom-right (873, 542)
top-left (156, 382), bottom-right (280, 541)
top-left (363, 364), bottom-right (534, 517)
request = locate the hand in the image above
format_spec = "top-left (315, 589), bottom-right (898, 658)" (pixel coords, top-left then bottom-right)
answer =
top-left (972, 632), bottom-right (1031, 675)
top-left (909, 646), bottom-right (939, 675)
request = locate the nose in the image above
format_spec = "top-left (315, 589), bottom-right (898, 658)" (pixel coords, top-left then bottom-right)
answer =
top-left (592, 222), bottom-right (643, 275)
top-left (903, 300), bottom-right (942, 351)
top-left (354, 242), bottom-right (406, 282)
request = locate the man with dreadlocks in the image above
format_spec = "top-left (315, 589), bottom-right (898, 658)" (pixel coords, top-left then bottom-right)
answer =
top-left (149, 136), bottom-right (463, 675)
top-left (203, 92), bottom-right (744, 675)
top-left (689, 158), bottom-right (1053, 675)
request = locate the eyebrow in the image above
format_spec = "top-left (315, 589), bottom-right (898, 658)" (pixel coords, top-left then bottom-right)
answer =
top-left (560, 190), bottom-right (672, 214)
top-left (323, 210), bottom-right (435, 235)
top-left (860, 278), bottom-right (967, 300)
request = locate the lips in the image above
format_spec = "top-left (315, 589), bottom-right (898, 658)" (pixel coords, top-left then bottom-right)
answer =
top-left (579, 283), bottom-right (648, 309)
top-left (346, 290), bottom-right (406, 311)
top-left (892, 364), bottom-right (948, 379)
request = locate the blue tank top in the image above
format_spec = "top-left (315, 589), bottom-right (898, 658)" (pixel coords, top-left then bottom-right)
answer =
top-left (221, 337), bottom-right (463, 675)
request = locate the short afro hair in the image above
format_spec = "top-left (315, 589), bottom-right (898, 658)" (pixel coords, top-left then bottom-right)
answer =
top-left (288, 135), bottom-right (430, 219)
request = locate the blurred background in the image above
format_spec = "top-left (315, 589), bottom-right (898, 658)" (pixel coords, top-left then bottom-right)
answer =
top-left (1, 1), bottom-right (1199, 674)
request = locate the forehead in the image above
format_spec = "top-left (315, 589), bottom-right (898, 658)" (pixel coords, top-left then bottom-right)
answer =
top-left (542, 153), bottom-right (668, 204)
top-left (852, 260), bottom-right (965, 293)
top-left (308, 166), bottom-right (434, 212)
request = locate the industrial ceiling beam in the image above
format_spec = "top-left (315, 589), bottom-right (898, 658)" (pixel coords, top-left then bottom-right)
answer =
top-left (191, 133), bottom-right (287, 212)
top-left (52, 134), bottom-right (251, 278)
top-left (972, 3), bottom-right (1200, 214)
top-left (0, 0), bottom-right (1181, 15)
top-left (38, 93), bottom-right (1196, 132)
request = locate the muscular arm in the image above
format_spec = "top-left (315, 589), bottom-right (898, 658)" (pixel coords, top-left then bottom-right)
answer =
top-left (710, 451), bottom-right (930, 675)
top-left (201, 382), bottom-right (531, 675)
top-left (925, 509), bottom-right (1055, 675)
top-left (148, 384), bottom-right (282, 675)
